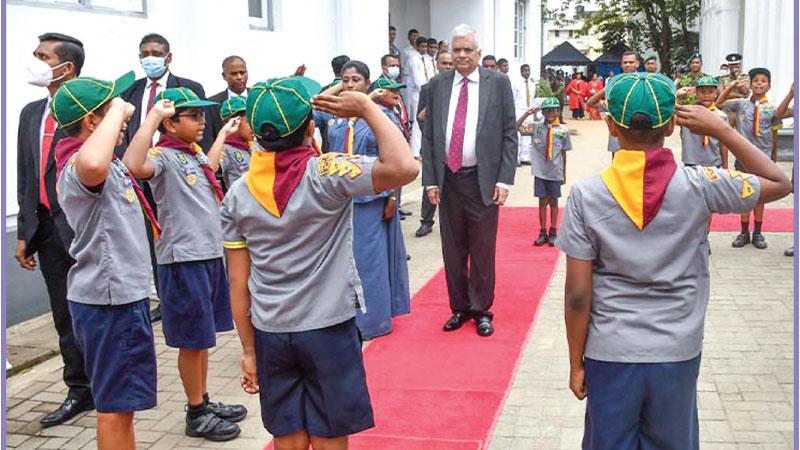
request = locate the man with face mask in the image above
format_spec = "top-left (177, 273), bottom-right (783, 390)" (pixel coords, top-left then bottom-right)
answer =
top-left (16, 32), bottom-right (93, 427)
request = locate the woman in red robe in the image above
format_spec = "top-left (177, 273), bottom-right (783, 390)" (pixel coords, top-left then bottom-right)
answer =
top-left (586, 73), bottom-right (605, 120)
top-left (567, 73), bottom-right (587, 119)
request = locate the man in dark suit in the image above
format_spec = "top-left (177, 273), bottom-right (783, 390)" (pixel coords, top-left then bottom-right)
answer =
top-left (207, 55), bottom-right (249, 145)
top-left (121, 33), bottom-right (210, 321)
top-left (415, 51), bottom-right (453, 237)
top-left (16, 32), bottom-right (93, 426)
top-left (421, 25), bottom-right (517, 337)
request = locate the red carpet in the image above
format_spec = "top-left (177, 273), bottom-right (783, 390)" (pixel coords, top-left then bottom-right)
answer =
top-left (709, 208), bottom-right (794, 232)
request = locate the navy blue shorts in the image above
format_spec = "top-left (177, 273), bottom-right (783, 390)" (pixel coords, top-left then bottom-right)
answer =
top-left (534, 177), bottom-right (562, 198)
top-left (582, 354), bottom-right (701, 450)
top-left (69, 299), bottom-right (157, 413)
top-left (255, 318), bottom-right (374, 438)
top-left (157, 258), bottom-right (234, 349)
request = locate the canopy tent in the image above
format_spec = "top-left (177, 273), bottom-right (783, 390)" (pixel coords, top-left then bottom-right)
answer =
top-left (541, 41), bottom-right (592, 66)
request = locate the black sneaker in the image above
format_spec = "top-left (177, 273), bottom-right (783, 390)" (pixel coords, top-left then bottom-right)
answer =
top-left (534, 230), bottom-right (548, 247)
top-left (751, 233), bottom-right (767, 249)
top-left (185, 409), bottom-right (240, 442)
top-left (731, 232), bottom-right (750, 248)
top-left (206, 399), bottom-right (247, 423)
top-left (548, 229), bottom-right (557, 247)
top-left (785, 246), bottom-right (794, 257)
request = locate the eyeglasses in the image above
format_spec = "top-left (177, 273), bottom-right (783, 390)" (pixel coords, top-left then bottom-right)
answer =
top-left (175, 111), bottom-right (206, 121)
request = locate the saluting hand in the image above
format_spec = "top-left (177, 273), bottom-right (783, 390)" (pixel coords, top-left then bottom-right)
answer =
top-left (110, 96), bottom-right (136, 121)
top-left (675, 86), bottom-right (695, 98)
top-left (221, 116), bottom-right (241, 137)
top-left (150, 99), bottom-right (176, 119)
top-left (674, 104), bottom-right (728, 137)
top-left (312, 91), bottom-right (372, 118)
top-left (294, 64), bottom-right (307, 76)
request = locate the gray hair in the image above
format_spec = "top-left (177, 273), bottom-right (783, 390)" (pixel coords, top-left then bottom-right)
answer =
top-left (451, 24), bottom-right (480, 50)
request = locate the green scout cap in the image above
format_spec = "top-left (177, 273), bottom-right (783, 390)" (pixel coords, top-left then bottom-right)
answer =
top-left (540, 97), bottom-right (560, 109)
top-left (644, 54), bottom-right (657, 63)
top-left (220, 96), bottom-right (247, 121)
top-left (51, 71), bottom-right (135, 128)
top-left (695, 76), bottom-right (719, 88)
top-left (247, 77), bottom-right (314, 138)
top-left (748, 67), bottom-right (771, 82)
top-left (154, 87), bottom-right (218, 109)
top-left (605, 72), bottom-right (676, 129)
top-left (374, 76), bottom-right (406, 90)
top-left (291, 76), bottom-right (322, 97)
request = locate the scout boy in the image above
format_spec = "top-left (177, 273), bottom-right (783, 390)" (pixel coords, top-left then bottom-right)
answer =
top-left (718, 68), bottom-right (793, 249)
top-left (218, 96), bottom-right (255, 188)
top-left (676, 76), bottom-right (729, 168)
top-left (516, 97), bottom-right (572, 246)
top-left (52, 72), bottom-right (159, 450)
top-left (123, 88), bottom-right (247, 442)
top-left (221, 77), bottom-right (418, 450)
top-left (556, 72), bottom-right (791, 450)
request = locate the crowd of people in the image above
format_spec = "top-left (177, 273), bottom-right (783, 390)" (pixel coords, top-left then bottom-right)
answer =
top-left (13, 21), bottom-right (794, 450)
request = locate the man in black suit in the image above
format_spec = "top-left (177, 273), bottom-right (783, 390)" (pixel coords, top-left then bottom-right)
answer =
top-left (16, 32), bottom-right (93, 426)
top-left (121, 33), bottom-right (210, 321)
top-left (207, 55), bottom-right (249, 145)
top-left (421, 25), bottom-right (517, 337)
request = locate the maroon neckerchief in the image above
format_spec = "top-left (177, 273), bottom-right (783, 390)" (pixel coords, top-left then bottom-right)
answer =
top-left (224, 133), bottom-right (251, 151)
top-left (155, 134), bottom-right (225, 202)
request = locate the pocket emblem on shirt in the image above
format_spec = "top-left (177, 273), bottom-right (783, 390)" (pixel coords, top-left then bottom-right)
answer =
top-left (328, 118), bottom-right (336, 127)
top-left (233, 152), bottom-right (244, 162)
top-left (533, 138), bottom-right (541, 144)
top-left (186, 173), bottom-right (198, 186)
top-left (124, 187), bottom-right (136, 203)
top-left (741, 179), bottom-right (756, 199)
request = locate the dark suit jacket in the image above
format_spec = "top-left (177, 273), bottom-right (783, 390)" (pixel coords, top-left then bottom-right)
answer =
top-left (421, 68), bottom-right (518, 206)
top-left (417, 83), bottom-right (430, 125)
top-left (16, 98), bottom-right (74, 255)
top-left (207, 90), bottom-right (228, 145)
top-left (120, 73), bottom-right (212, 151)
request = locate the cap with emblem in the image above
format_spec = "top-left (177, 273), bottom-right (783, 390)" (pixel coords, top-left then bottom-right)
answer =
top-left (220, 96), bottom-right (247, 121)
top-left (540, 97), bottom-right (560, 110)
top-left (373, 76), bottom-right (406, 90)
top-left (695, 76), bottom-right (719, 88)
top-left (246, 76), bottom-right (317, 138)
top-left (51, 71), bottom-right (136, 128)
top-left (605, 72), bottom-right (676, 129)
top-left (154, 87), bottom-right (218, 109)
top-left (748, 67), bottom-right (771, 83)
top-left (687, 52), bottom-right (702, 63)
top-left (725, 53), bottom-right (742, 65)
top-left (644, 54), bottom-right (657, 63)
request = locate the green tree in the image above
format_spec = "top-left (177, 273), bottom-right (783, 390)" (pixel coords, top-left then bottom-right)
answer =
top-left (554, 0), bottom-right (701, 74)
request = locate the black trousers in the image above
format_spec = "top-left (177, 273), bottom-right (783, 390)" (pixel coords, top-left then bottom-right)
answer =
top-left (439, 167), bottom-right (498, 316)
top-left (142, 182), bottom-right (160, 300)
top-left (33, 211), bottom-right (91, 400)
top-left (420, 187), bottom-right (437, 227)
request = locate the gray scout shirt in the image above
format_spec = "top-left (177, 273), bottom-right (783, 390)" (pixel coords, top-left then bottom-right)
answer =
top-left (679, 108), bottom-right (728, 167)
top-left (556, 165), bottom-right (760, 363)
top-left (147, 146), bottom-right (223, 264)
top-left (221, 143), bottom-right (252, 188)
top-left (221, 153), bottom-right (376, 333)
top-left (57, 156), bottom-right (152, 305)
top-left (519, 116), bottom-right (572, 181)
top-left (598, 102), bottom-right (620, 153)
top-left (721, 98), bottom-right (782, 155)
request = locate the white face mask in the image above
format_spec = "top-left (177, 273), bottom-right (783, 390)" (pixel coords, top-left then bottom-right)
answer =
top-left (386, 66), bottom-right (400, 80)
top-left (26, 58), bottom-right (68, 87)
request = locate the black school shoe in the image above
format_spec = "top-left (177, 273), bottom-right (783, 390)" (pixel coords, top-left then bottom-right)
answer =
top-left (751, 233), bottom-right (767, 249)
top-left (548, 228), bottom-right (557, 247)
top-left (534, 230), bottom-right (548, 247)
top-left (185, 408), bottom-right (241, 442)
top-left (205, 394), bottom-right (247, 422)
top-left (731, 232), bottom-right (750, 248)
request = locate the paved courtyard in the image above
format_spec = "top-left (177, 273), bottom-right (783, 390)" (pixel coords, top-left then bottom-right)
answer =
top-left (5, 119), bottom-right (795, 449)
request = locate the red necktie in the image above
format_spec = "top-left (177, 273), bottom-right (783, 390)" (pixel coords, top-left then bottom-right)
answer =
top-left (40, 112), bottom-right (56, 209)
top-left (447, 78), bottom-right (469, 173)
top-left (146, 82), bottom-right (158, 114)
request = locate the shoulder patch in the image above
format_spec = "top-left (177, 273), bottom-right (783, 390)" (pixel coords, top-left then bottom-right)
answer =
top-left (317, 153), bottom-right (363, 179)
top-left (726, 169), bottom-right (752, 180)
top-left (147, 147), bottom-right (162, 158)
top-left (702, 166), bottom-right (720, 182)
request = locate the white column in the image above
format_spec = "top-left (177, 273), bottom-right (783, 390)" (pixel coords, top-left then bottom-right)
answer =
top-left (527, 0), bottom-right (543, 77)
top-left (742, 0), bottom-right (793, 106)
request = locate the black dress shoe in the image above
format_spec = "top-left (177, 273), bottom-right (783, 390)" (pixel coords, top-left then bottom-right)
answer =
top-left (443, 312), bottom-right (471, 332)
top-left (415, 224), bottom-right (433, 237)
top-left (534, 230), bottom-right (548, 247)
top-left (476, 316), bottom-right (494, 337)
top-left (785, 246), bottom-right (794, 257)
top-left (399, 208), bottom-right (413, 216)
top-left (731, 232), bottom-right (750, 248)
top-left (751, 232), bottom-right (767, 249)
top-left (149, 305), bottom-right (162, 323)
top-left (40, 396), bottom-right (94, 428)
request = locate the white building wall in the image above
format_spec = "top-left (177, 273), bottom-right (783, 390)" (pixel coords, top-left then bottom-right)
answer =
top-left (430, 0), bottom-right (485, 52)
top-left (6, 0), bottom-right (387, 219)
top-left (390, 0), bottom-right (431, 49)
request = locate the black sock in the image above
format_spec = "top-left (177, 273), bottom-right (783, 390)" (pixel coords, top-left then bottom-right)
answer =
top-left (203, 392), bottom-right (210, 405)
top-left (754, 221), bottom-right (763, 234)
top-left (187, 401), bottom-right (207, 419)
top-left (741, 222), bottom-right (749, 234)
top-left (549, 227), bottom-right (557, 234)
top-left (540, 228), bottom-right (546, 235)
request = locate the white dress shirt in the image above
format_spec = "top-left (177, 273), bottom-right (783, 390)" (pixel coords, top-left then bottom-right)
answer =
top-left (227, 88), bottom-right (247, 99)
top-left (140, 70), bottom-right (170, 127)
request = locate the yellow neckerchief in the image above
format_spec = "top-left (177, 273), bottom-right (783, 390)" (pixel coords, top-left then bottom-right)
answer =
top-left (750, 95), bottom-right (768, 137)
top-left (703, 103), bottom-right (718, 146)
top-left (545, 117), bottom-right (561, 160)
top-left (343, 118), bottom-right (359, 155)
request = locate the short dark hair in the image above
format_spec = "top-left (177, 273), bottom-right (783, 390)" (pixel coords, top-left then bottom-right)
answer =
top-left (389, 25), bottom-right (396, 31)
top-left (331, 55), bottom-right (350, 77)
top-left (341, 60), bottom-right (370, 81)
top-left (621, 51), bottom-right (639, 59)
top-left (497, 58), bottom-right (508, 65)
top-left (482, 55), bottom-right (496, 63)
top-left (38, 32), bottom-right (85, 76)
top-left (520, 64), bottom-right (530, 70)
top-left (617, 113), bottom-right (670, 143)
top-left (416, 36), bottom-right (427, 46)
top-left (426, 37), bottom-right (437, 46)
top-left (381, 54), bottom-right (399, 66)
top-left (221, 55), bottom-right (246, 70)
top-left (257, 115), bottom-right (312, 151)
top-left (140, 33), bottom-right (170, 52)
top-left (408, 28), bottom-right (419, 37)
